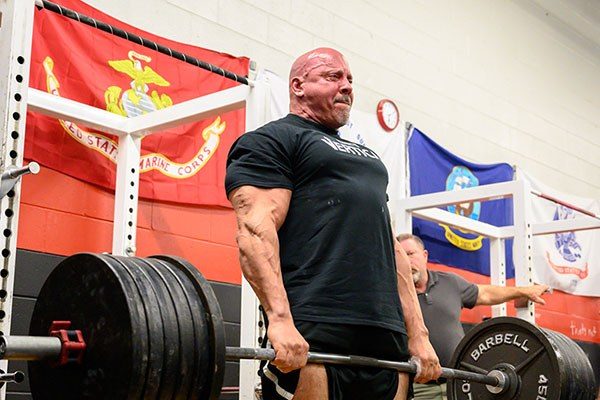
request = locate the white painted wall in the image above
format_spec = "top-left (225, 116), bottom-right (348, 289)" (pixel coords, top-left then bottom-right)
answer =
top-left (83, 0), bottom-right (600, 199)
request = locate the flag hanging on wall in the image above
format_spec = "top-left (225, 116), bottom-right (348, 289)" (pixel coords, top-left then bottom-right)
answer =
top-left (26, 0), bottom-right (249, 207)
top-left (408, 127), bottom-right (515, 277)
top-left (520, 169), bottom-right (600, 296)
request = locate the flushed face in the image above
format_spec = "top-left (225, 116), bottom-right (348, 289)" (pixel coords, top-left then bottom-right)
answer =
top-left (289, 48), bottom-right (353, 129)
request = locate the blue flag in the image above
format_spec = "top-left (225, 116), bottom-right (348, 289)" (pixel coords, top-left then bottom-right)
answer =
top-left (408, 128), bottom-right (515, 277)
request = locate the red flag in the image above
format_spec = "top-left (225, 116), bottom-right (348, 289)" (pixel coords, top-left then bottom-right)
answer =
top-left (26, 0), bottom-right (249, 207)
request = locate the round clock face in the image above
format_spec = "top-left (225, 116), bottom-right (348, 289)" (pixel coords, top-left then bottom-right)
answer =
top-left (377, 99), bottom-right (399, 132)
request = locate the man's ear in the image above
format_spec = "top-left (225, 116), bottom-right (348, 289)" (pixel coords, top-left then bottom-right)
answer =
top-left (290, 77), bottom-right (304, 97)
top-left (423, 249), bottom-right (428, 262)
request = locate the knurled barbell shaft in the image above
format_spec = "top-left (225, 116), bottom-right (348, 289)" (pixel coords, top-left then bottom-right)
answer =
top-left (225, 346), bottom-right (504, 389)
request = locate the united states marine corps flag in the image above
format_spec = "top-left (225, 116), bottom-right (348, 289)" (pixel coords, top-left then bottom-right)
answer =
top-left (26, 0), bottom-right (249, 206)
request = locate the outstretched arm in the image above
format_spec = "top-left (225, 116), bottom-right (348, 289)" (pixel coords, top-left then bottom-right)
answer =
top-left (475, 283), bottom-right (550, 306)
top-left (229, 185), bottom-right (308, 373)
top-left (393, 236), bottom-right (442, 382)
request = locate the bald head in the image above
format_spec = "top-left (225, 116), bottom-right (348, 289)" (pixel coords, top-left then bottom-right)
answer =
top-left (289, 48), bottom-right (346, 82)
top-left (288, 48), bottom-right (354, 129)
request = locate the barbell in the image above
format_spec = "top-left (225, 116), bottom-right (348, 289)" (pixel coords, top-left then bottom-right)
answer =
top-left (0, 253), bottom-right (596, 399)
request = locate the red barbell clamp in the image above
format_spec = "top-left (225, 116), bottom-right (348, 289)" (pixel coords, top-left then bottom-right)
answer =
top-left (48, 321), bottom-right (86, 366)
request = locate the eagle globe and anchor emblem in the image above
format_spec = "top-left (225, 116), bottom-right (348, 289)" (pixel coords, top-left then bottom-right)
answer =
top-left (442, 166), bottom-right (484, 251)
top-left (104, 50), bottom-right (173, 117)
top-left (99, 50), bottom-right (226, 178)
top-left (40, 50), bottom-right (227, 178)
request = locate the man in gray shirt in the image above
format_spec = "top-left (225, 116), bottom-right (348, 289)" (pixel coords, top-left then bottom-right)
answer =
top-left (396, 234), bottom-right (549, 400)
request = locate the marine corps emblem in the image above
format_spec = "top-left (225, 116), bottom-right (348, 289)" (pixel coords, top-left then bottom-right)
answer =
top-left (104, 51), bottom-right (173, 117)
top-left (42, 52), bottom-right (227, 179)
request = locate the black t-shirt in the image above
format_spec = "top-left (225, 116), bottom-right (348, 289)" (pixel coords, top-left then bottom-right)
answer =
top-left (225, 114), bottom-right (406, 334)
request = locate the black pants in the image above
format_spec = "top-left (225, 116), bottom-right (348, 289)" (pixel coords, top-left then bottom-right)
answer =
top-left (260, 321), bottom-right (413, 400)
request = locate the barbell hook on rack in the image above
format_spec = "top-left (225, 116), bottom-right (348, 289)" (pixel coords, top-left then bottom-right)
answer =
top-left (0, 161), bottom-right (40, 198)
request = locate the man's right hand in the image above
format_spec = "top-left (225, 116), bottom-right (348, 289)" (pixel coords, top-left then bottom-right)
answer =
top-left (408, 334), bottom-right (442, 383)
top-left (267, 319), bottom-right (309, 373)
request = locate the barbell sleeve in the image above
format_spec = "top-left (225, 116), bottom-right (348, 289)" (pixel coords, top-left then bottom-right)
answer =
top-left (225, 346), bottom-right (504, 389)
top-left (0, 336), bottom-right (62, 361)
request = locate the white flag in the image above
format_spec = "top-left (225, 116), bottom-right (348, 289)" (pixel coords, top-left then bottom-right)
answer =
top-left (520, 169), bottom-right (600, 296)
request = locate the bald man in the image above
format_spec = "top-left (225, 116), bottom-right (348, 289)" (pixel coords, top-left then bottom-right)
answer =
top-left (225, 48), bottom-right (441, 400)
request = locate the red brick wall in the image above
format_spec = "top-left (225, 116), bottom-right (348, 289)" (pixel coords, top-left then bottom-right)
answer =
top-left (18, 164), bottom-right (242, 284)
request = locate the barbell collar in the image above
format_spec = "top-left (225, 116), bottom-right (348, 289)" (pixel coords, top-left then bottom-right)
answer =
top-left (0, 335), bottom-right (62, 361)
top-left (485, 369), bottom-right (508, 394)
top-left (225, 346), bottom-right (505, 389)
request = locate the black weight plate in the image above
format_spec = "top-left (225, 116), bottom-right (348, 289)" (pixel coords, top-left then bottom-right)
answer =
top-left (152, 255), bottom-right (225, 400)
top-left (133, 257), bottom-right (182, 399)
top-left (449, 317), bottom-right (563, 400)
top-left (144, 257), bottom-right (197, 399)
top-left (448, 317), bottom-right (595, 400)
top-left (108, 255), bottom-right (165, 399)
top-left (28, 253), bottom-right (149, 400)
top-left (543, 329), bottom-right (596, 400)
top-left (146, 257), bottom-right (211, 400)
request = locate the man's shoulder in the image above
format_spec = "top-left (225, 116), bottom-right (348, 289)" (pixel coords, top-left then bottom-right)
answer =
top-left (431, 270), bottom-right (471, 286)
top-left (243, 115), bottom-right (303, 139)
top-left (248, 115), bottom-right (286, 133)
top-left (430, 270), bottom-right (456, 280)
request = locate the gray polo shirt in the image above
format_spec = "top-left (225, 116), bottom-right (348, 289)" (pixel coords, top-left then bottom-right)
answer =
top-left (418, 270), bottom-right (479, 367)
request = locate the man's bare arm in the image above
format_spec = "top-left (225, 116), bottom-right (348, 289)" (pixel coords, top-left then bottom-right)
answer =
top-left (229, 185), bottom-right (308, 372)
top-left (476, 283), bottom-right (549, 306)
top-left (393, 236), bottom-right (442, 382)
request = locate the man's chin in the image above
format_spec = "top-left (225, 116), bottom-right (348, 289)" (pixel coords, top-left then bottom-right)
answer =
top-left (411, 272), bottom-right (421, 284)
top-left (335, 110), bottom-right (351, 127)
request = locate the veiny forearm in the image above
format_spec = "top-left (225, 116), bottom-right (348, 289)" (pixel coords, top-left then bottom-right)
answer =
top-left (231, 186), bottom-right (293, 324)
top-left (237, 222), bottom-right (292, 322)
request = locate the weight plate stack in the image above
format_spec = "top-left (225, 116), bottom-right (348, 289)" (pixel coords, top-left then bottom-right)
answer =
top-left (28, 253), bottom-right (150, 399)
top-left (107, 255), bottom-right (170, 399)
top-left (152, 255), bottom-right (226, 400)
top-left (542, 329), bottom-right (596, 400)
top-left (143, 257), bottom-right (198, 399)
top-left (448, 316), bottom-right (597, 400)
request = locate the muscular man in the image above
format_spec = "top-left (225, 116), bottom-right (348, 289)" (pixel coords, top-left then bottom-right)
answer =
top-left (225, 48), bottom-right (441, 400)
top-left (397, 233), bottom-right (549, 400)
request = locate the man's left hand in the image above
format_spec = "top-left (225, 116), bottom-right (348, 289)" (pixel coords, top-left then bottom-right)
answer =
top-left (520, 284), bottom-right (551, 305)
